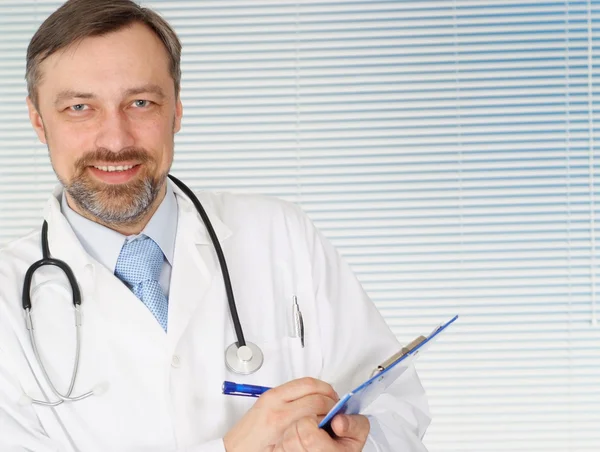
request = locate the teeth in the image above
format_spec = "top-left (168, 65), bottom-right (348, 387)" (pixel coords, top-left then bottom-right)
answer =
top-left (93, 164), bottom-right (135, 172)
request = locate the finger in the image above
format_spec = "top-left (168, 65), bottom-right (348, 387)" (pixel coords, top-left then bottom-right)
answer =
top-left (287, 394), bottom-right (338, 419)
top-left (295, 417), bottom-right (335, 452)
top-left (278, 420), bottom-right (308, 452)
top-left (330, 414), bottom-right (370, 439)
top-left (268, 395), bottom-right (336, 441)
top-left (267, 377), bottom-right (339, 403)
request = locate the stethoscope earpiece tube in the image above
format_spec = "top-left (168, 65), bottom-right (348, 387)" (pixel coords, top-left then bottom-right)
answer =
top-left (22, 261), bottom-right (41, 311)
top-left (41, 219), bottom-right (50, 259)
top-left (22, 221), bottom-right (90, 406)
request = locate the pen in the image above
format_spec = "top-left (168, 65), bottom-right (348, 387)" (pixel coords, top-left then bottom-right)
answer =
top-left (292, 295), bottom-right (305, 348)
top-left (222, 381), bottom-right (272, 398)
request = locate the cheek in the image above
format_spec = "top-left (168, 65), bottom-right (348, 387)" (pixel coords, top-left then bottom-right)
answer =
top-left (158, 138), bottom-right (175, 173)
top-left (136, 118), bottom-right (175, 166)
top-left (45, 122), bottom-right (92, 172)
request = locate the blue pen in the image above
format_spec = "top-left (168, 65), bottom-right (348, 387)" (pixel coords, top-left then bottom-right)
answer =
top-left (222, 381), bottom-right (272, 398)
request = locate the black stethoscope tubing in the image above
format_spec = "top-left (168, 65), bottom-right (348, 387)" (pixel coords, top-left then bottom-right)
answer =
top-left (22, 220), bottom-right (81, 312)
top-left (167, 174), bottom-right (247, 348)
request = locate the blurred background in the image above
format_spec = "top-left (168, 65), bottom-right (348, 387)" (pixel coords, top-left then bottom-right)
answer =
top-left (0, 1), bottom-right (599, 450)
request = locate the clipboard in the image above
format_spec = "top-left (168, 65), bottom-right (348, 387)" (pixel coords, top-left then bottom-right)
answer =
top-left (319, 315), bottom-right (458, 433)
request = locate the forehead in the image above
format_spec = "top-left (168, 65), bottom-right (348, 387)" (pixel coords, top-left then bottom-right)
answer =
top-left (37, 22), bottom-right (174, 102)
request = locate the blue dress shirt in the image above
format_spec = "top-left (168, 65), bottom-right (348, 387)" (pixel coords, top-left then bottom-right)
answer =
top-left (60, 182), bottom-right (178, 296)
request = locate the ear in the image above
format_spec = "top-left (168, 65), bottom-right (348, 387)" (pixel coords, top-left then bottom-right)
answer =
top-left (173, 96), bottom-right (183, 134)
top-left (26, 96), bottom-right (47, 144)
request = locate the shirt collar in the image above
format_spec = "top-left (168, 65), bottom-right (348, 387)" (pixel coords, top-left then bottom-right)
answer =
top-left (60, 182), bottom-right (178, 273)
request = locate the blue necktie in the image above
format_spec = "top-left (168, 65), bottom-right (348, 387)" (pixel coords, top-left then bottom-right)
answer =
top-left (115, 235), bottom-right (169, 331)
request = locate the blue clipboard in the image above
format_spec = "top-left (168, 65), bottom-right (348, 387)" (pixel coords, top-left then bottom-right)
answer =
top-left (319, 315), bottom-right (458, 433)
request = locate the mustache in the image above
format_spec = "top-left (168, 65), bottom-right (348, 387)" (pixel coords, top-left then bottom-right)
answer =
top-left (74, 147), bottom-right (151, 169)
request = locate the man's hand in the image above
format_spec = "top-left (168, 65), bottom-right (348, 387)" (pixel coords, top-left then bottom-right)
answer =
top-left (223, 377), bottom-right (339, 452)
top-left (273, 414), bottom-right (370, 451)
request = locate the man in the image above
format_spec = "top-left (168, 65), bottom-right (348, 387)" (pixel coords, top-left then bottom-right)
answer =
top-left (0, 1), bottom-right (430, 451)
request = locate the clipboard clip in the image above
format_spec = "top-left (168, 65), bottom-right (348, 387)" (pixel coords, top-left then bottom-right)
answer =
top-left (370, 335), bottom-right (427, 377)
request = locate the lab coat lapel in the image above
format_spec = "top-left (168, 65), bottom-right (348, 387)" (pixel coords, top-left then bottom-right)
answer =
top-left (166, 185), bottom-right (232, 351)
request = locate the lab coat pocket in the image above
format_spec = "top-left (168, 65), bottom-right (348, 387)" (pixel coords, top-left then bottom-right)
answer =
top-left (283, 336), bottom-right (307, 378)
top-left (261, 336), bottom-right (307, 382)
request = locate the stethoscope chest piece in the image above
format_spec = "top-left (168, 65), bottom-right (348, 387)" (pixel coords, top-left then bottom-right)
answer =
top-left (225, 341), bottom-right (264, 375)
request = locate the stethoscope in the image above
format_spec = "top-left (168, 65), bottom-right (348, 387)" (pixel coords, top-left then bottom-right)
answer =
top-left (22, 174), bottom-right (264, 407)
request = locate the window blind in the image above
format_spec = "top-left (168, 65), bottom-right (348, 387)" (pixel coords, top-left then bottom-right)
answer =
top-left (0, 1), bottom-right (599, 451)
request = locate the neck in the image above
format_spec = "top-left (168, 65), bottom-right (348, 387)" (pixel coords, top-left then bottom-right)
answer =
top-left (65, 184), bottom-right (167, 236)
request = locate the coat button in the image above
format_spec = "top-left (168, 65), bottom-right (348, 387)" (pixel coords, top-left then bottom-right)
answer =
top-left (171, 355), bottom-right (181, 368)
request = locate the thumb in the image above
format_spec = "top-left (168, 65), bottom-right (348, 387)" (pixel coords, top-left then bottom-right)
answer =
top-left (331, 414), bottom-right (370, 439)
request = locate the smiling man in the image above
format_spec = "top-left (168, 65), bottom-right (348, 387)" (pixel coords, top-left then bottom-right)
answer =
top-left (0, 1), bottom-right (430, 451)
top-left (27, 18), bottom-right (180, 235)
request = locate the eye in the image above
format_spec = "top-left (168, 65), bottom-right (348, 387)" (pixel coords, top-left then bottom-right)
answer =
top-left (132, 99), bottom-right (151, 108)
top-left (70, 104), bottom-right (88, 111)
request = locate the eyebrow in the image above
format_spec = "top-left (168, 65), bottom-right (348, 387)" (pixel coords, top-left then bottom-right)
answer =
top-left (53, 84), bottom-right (167, 107)
top-left (124, 84), bottom-right (166, 99)
top-left (54, 90), bottom-right (95, 107)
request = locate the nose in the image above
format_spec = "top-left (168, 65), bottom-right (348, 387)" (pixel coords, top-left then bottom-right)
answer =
top-left (94, 109), bottom-right (135, 152)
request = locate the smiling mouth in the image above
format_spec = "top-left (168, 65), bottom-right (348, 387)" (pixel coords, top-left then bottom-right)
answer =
top-left (91, 164), bottom-right (138, 172)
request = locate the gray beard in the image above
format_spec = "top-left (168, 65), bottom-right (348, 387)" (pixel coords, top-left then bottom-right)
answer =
top-left (65, 176), bottom-right (163, 225)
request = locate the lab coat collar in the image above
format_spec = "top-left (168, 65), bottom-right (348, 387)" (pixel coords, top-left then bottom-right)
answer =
top-left (167, 177), bottom-right (232, 245)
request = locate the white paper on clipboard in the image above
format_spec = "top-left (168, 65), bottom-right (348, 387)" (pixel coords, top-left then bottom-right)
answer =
top-left (319, 315), bottom-right (458, 433)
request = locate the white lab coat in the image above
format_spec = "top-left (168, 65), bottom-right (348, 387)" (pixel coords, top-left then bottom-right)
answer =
top-left (0, 183), bottom-right (430, 452)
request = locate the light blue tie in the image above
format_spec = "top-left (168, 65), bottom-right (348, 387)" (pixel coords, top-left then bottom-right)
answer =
top-left (115, 235), bottom-right (169, 331)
